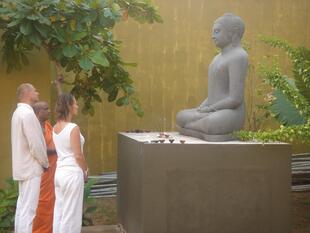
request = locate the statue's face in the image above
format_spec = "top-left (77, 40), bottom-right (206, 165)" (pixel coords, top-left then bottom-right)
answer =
top-left (212, 22), bottom-right (231, 48)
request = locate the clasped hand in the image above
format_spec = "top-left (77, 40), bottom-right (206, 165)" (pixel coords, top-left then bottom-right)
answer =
top-left (197, 105), bottom-right (216, 113)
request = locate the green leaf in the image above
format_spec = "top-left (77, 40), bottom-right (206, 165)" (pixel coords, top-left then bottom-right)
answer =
top-left (116, 96), bottom-right (129, 106)
top-left (79, 56), bottom-right (94, 70)
top-left (63, 44), bottom-right (79, 58)
top-left (112, 3), bottom-right (120, 12)
top-left (98, 14), bottom-right (114, 28)
top-left (270, 89), bottom-right (307, 126)
top-left (65, 61), bottom-right (77, 72)
top-left (104, 8), bottom-right (113, 18)
top-left (89, 50), bottom-right (109, 67)
top-left (28, 33), bottom-right (41, 47)
top-left (93, 94), bottom-right (102, 102)
top-left (86, 10), bottom-right (98, 22)
top-left (34, 23), bottom-right (48, 38)
top-left (20, 21), bottom-right (33, 35)
top-left (123, 85), bottom-right (135, 95)
top-left (38, 13), bottom-right (51, 25)
top-left (72, 31), bottom-right (88, 41)
top-left (88, 105), bottom-right (95, 116)
top-left (108, 88), bottom-right (118, 102)
top-left (20, 53), bottom-right (29, 65)
top-left (130, 98), bottom-right (144, 117)
top-left (53, 28), bottom-right (66, 43)
top-left (50, 47), bottom-right (63, 60)
top-left (7, 20), bottom-right (22, 27)
top-left (0, 7), bottom-right (10, 15)
top-left (294, 47), bottom-right (310, 102)
top-left (27, 14), bottom-right (39, 20)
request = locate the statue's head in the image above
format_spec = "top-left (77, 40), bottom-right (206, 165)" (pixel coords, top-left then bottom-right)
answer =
top-left (212, 13), bottom-right (245, 48)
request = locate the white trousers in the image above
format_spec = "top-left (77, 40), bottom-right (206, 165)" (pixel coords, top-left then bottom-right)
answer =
top-left (53, 167), bottom-right (84, 233)
top-left (14, 176), bottom-right (41, 233)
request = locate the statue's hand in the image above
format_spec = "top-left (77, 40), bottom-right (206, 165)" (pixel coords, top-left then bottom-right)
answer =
top-left (197, 106), bottom-right (216, 113)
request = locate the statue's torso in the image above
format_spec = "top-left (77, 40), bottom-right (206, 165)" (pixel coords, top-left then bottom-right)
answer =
top-left (207, 48), bottom-right (247, 105)
top-left (207, 53), bottom-right (230, 104)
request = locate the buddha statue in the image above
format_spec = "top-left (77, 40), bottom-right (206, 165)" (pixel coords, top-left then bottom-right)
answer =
top-left (176, 13), bottom-right (248, 141)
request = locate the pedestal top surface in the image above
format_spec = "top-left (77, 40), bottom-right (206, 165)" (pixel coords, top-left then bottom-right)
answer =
top-left (119, 132), bottom-right (289, 145)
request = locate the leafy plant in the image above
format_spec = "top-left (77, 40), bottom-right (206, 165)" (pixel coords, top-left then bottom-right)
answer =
top-left (0, 178), bottom-right (18, 233)
top-left (0, 0), bottom-right (162, 115)
top-left (243, 42), bottom-right (272, 131)
top-left (236, 37), bottom-right (310, 143)
top-left (82, 178), bottom-right (97, 226)
top-left (270, 85), bottom-right (307, 126)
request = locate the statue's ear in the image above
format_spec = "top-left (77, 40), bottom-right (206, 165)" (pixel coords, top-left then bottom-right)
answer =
top-left (231, 25), bottom-right (242, 46)
top-left (231, 31), bottom-right (240, 46)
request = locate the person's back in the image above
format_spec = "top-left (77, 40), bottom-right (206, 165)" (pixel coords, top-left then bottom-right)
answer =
top-left (12, 104), bottom-right (47, 179)
top-left (52, 93), bottom-right (88, 233)
top-left (53, 122), bottom-right (84, 168)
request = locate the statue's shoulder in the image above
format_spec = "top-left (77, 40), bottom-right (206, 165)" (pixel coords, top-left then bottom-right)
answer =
top-left (229, 47), bottom-right (248, 63)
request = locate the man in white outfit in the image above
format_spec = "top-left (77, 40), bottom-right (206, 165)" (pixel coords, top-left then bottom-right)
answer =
top-left (11, 83), bottom-right (49, 233)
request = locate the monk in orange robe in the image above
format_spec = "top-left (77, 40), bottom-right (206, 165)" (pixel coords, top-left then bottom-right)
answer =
top-left (32, 102), bottom-right (57, 233)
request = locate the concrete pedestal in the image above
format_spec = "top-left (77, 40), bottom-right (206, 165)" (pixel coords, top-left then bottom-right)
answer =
top-left (117, 132), bottom-right (291, 233)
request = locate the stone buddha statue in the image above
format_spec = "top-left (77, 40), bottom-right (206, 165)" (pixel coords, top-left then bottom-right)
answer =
top-left (176, 13), bottom-right (248, 141)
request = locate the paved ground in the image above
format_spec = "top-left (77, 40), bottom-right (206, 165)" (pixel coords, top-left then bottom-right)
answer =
top-left (82, 225), bottom-right (121, 233)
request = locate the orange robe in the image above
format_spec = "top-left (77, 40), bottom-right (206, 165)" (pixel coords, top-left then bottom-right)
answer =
top-left (33, 122), bottom-right (57, 233)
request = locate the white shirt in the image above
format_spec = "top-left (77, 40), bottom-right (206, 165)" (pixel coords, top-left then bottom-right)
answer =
top-left (53, 123), bottom-right (85, 169)
top-left (11, 103), bottom-right (49, 180)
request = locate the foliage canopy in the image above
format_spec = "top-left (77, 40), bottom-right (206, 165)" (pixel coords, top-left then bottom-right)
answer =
top-left (0, 0), bottom-right (162, 115)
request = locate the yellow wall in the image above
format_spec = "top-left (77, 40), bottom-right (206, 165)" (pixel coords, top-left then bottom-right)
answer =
top-left (1, 0), bottom-right (310, 185)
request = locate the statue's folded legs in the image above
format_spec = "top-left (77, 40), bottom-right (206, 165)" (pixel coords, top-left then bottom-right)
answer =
top-left (176, 105), bottom-right (245, 141)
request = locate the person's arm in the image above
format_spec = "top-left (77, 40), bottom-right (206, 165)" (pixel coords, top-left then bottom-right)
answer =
top-left (70, 126), bottom-right (88, 181)
top-left (200, 53), bottom-right (248, 113)
top-left (47, 149), bottom-right (57, 155)
top-left (23, 113), bottom-right (49, 168)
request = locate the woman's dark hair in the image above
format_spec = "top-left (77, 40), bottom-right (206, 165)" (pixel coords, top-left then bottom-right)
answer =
top-left (55, 93), bottom-right (75, 121)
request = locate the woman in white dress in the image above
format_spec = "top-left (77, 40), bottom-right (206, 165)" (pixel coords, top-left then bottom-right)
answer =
top-left (52, 93), bottom-right (88, 233)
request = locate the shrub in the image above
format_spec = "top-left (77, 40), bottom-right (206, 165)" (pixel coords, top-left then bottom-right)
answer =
top-left (236, 37), bottom-right (310, 144)
top-left (0, 178), bottom-right (18, 233)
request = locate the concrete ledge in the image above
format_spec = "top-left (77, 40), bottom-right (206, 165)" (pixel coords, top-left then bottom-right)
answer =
top-left (117, 132), bottom-right (292, 233)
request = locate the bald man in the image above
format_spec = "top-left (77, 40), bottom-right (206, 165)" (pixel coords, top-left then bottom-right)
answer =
top-left (32, 102), bottom-right (57, 233)
top-left (11, 83), bottom-right (49, 233)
